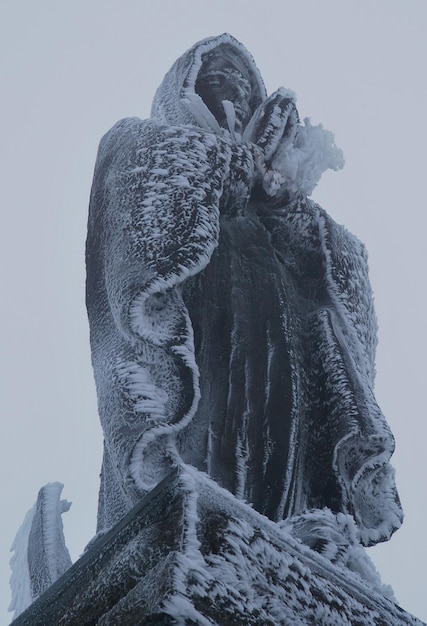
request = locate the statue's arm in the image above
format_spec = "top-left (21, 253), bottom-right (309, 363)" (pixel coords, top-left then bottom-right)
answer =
top-left (87, 117), bottom-right (238, 341)
top-left (263, 198), bottom-right (377, 381)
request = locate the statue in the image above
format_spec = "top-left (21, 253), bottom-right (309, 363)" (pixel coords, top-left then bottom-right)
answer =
top-left (86, 33), bottom-right (403, 547)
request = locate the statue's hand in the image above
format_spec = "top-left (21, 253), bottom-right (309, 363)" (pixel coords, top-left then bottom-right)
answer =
top-left (242, 90), bottom-right (299, 197)
top-left (219, 90), bottom-right (300, 215)
top-left (243, 89), bottom-right (299, 163)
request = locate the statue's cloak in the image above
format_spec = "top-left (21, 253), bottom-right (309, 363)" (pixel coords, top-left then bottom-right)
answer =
top-left (86, 33), bottom-right (402, 545)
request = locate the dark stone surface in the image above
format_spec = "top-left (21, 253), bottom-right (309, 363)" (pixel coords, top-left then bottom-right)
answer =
top-left (11, 471), bottom-right (184, 626)
top-left (11, 468), bottom-right (425, 626)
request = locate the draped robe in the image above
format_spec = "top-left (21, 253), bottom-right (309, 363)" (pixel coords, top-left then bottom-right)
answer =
top-left (86, 33), bottom-right (403, 545)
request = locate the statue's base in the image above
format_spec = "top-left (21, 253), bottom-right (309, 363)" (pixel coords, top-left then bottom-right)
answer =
top-left (11, 468), bottom-right (424, 625)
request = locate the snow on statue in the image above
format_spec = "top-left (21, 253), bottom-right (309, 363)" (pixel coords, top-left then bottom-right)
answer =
top-left (87, 33), bottom-right (402, 542)
top-left (9, 33), bottom-right (404, 618)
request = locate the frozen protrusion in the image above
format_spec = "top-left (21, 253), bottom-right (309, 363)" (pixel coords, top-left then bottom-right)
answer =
top-left (9, 482), bottom-right (72, 619)
top-left (270, 116), bottom-right (345, 196)
top-left (280, 508), bottom-right (395, 601)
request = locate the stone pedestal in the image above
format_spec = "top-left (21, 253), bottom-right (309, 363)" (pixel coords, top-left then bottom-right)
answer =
top-left (11, 468), bottom-right (425, 625)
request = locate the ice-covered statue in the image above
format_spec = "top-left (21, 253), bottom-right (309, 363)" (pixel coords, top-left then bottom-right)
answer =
top-left (86, 33), bottom-right (403, 545)
top-left (9, 33), bottom-right (406, 621)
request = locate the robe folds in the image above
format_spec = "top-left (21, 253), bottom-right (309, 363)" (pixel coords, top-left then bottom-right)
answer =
top-left (86, 33), bottom-right (402, 545)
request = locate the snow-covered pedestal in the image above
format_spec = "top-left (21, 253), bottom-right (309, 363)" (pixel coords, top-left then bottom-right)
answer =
top-left (10, 467), bottom-right (424, 626)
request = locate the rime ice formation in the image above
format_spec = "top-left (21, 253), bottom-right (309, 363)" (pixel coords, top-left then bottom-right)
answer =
top-left (86, 33), bottom-right (402, 544)
top-left (8, 33), bottom-right (409, 623)
top-left (9, 483), bottom-right (72, 618)
top-left (9, 470), bottom-right (423, 626)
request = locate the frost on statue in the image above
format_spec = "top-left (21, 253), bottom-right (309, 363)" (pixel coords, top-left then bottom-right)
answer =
top-left (86, 32), bottom-right (402, 543)
top-left (10, 33), bottom-right (404, 618)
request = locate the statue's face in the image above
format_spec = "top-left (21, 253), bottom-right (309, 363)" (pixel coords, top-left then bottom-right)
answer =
top-left (196, 55), bottom-right (252, 131)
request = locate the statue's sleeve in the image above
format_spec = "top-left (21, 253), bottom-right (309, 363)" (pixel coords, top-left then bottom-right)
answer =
top-left (87, 117), bottom-right (231, 343)
top-left (316, 208), bottom-right (378, 384)
top-left (316, 207), bottom-right (403, 544)
top-left (266, 199), bottom-right (402, 544)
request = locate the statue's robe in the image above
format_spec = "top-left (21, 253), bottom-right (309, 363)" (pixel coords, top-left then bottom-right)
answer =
top-left (86, 33), bottom-right (402, 545)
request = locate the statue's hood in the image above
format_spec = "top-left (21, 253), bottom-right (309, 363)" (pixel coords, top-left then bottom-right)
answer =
top-left (151, 33), bottom-right (267, 132)
top-left (150, 34), bottom-right (344, 195)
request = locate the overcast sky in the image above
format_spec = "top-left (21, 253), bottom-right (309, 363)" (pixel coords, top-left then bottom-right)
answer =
top-left (1, 1), bottom-right (426, 623)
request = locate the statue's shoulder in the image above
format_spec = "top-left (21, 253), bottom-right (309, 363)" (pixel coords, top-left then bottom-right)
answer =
top-left (97, 117), bottom-right (156, 157)
top-left (92, 117), bottom-right (167, 190)
top-left (95, 116), bottom-right (215, 167)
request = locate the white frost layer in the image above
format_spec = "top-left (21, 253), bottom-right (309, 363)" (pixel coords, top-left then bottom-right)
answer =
top-left (9, 482), bottom-right (72, 620)
top-left (160, 469), bottom-right (403, 624)
top-left (8, 502), bottom-right (36, 618)
top-left (270, 115), bottom-right (345, 196)
top-left (280, 508), bottom-right (395, 601)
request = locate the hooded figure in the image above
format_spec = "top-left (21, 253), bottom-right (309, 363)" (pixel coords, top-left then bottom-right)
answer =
top-left (86, 34), bottom-right (403, 546)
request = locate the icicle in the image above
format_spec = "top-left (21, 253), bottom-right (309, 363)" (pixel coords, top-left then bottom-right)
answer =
top-left (222, 99), bottom-right (239, 141)
top-left (181, 94), bottom-right (222, 134)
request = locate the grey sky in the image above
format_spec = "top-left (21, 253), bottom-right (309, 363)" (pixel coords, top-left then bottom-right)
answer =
top-left (1, 1), bottom-right (426, 623)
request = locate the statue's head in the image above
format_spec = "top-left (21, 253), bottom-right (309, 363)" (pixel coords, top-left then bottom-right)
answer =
top-left (151, 34), bottom-right (266, 130)
top-left (195, 48), bottom-right (252, 132)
